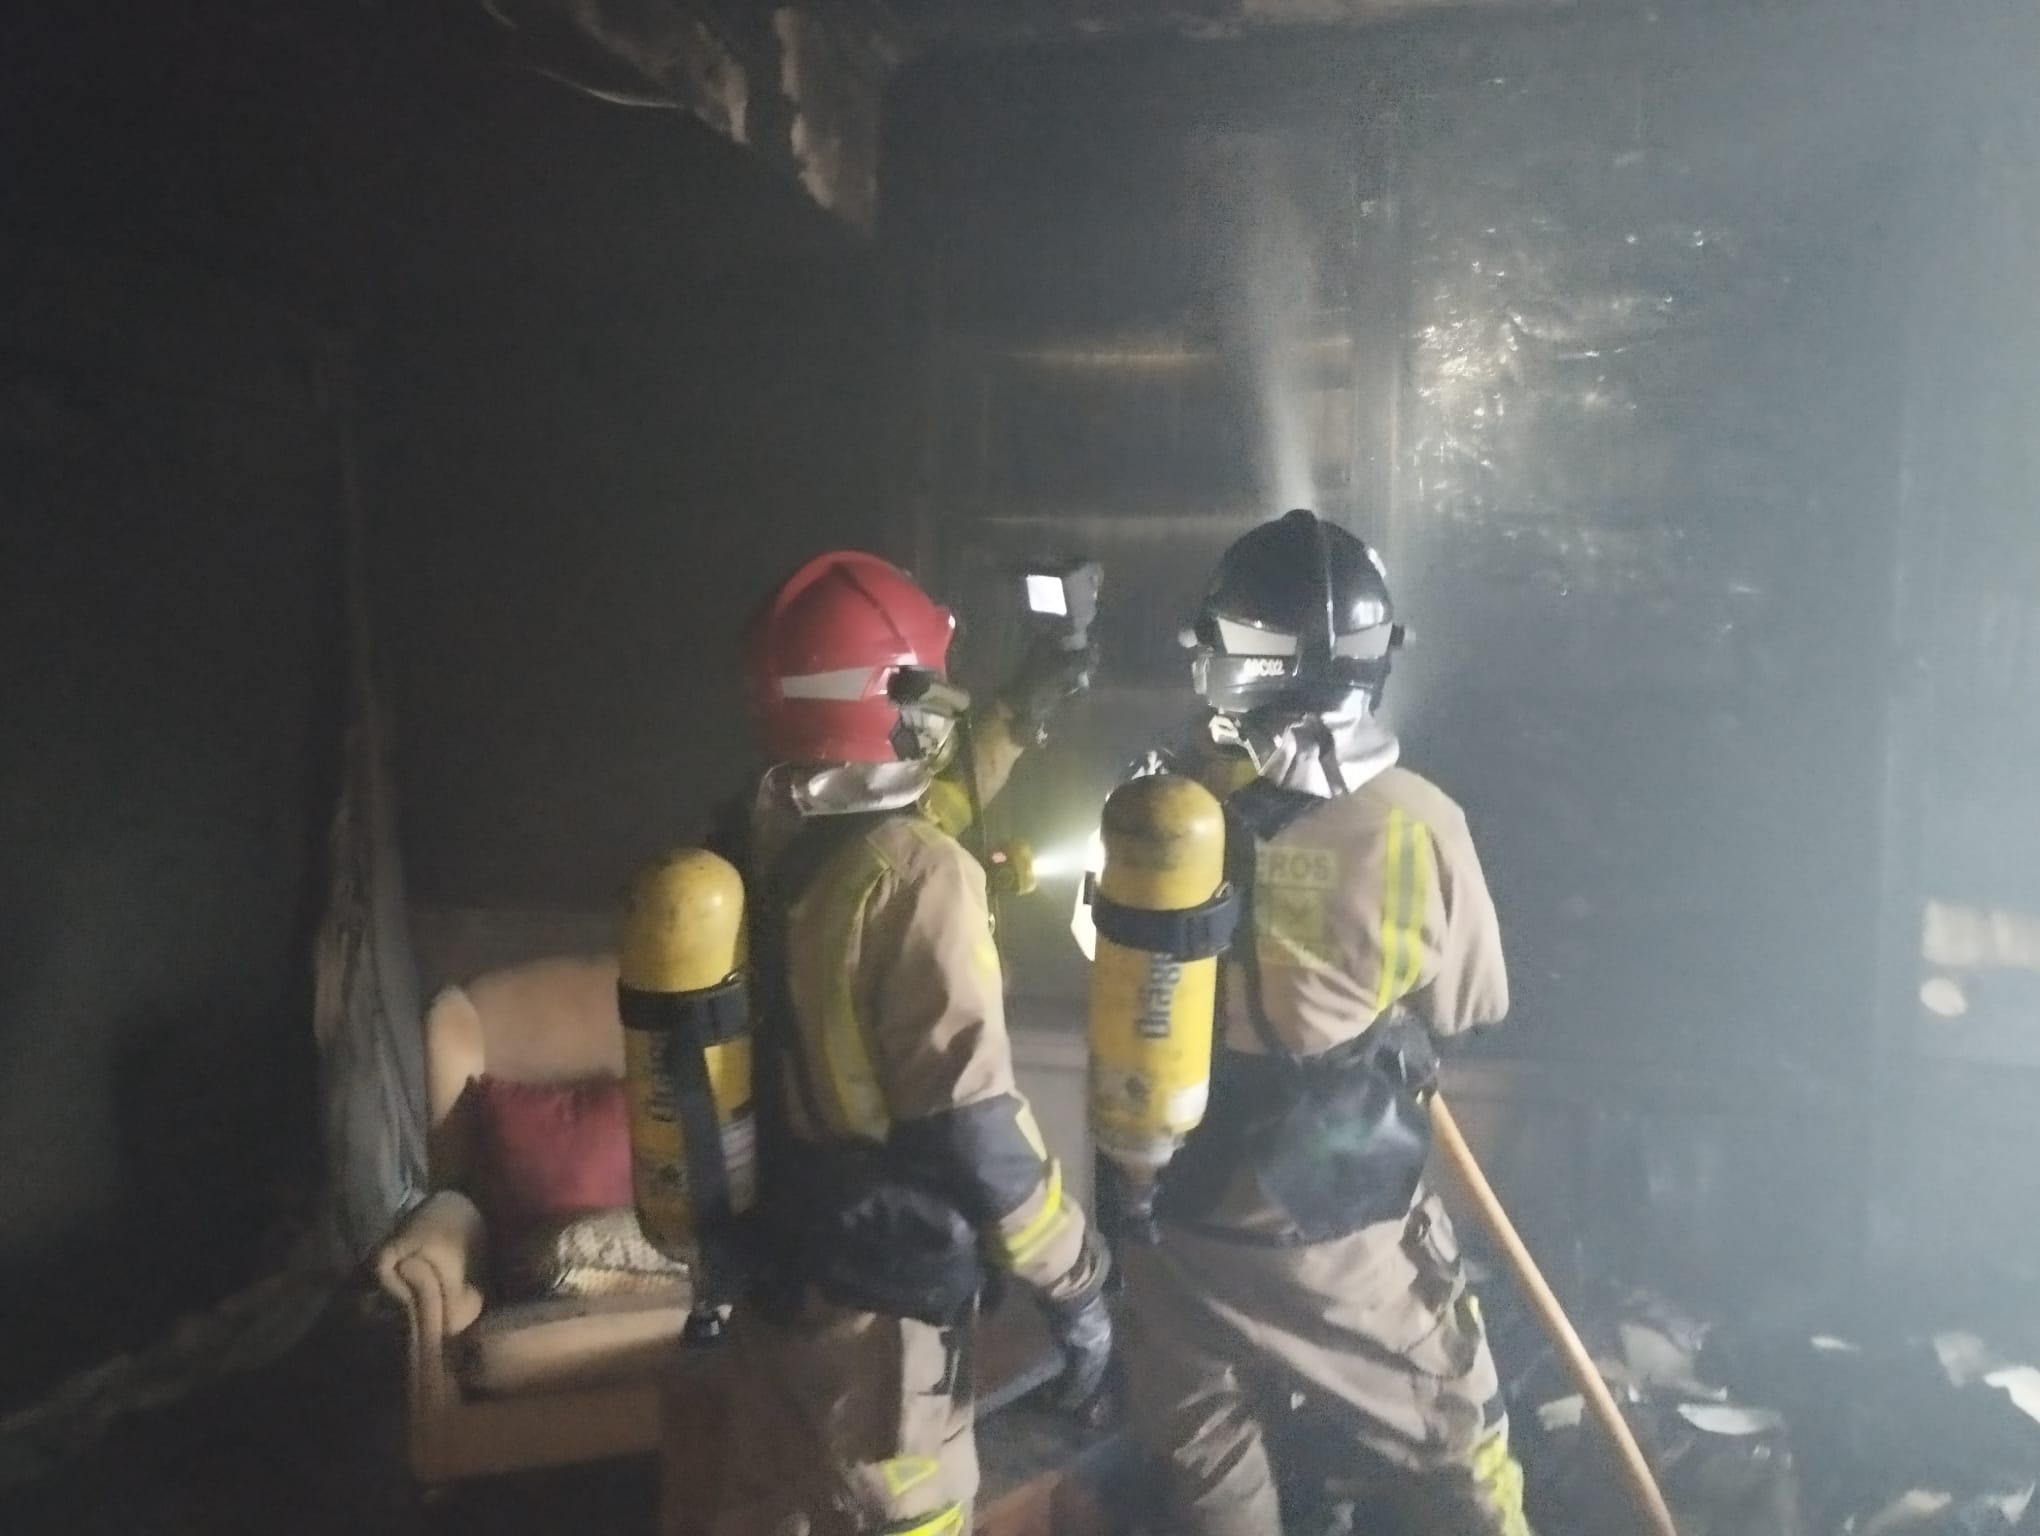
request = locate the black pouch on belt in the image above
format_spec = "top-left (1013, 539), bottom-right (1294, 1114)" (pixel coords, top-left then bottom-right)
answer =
top-left (1247, 1042), bottom-right (1432, 1242)
top-left (1158, 1016), bottom-right (1435, 1243)
top-left (787, 1141), bottom-right (984, 1328)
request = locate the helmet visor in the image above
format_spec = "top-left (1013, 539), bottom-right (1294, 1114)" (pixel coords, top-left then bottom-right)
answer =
top-left (1192, 649), bottom-right (1304, 711)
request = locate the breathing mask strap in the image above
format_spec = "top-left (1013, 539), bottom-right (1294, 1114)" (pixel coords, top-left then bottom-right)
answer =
top-left (888, 668), bottom-right (971, 764)
top-left (1207, 710), bottom-right (1277, 774)
top-left (1311, 715), bottom-right (1349, 796)
top-left (1211, 706), bottom-right (1349, 796)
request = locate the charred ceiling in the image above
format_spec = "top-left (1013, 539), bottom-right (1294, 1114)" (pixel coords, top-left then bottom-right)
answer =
top-left (467, 0), bottom-right (1568, 227)
top-left (471, 1), bottom-right (901, 227)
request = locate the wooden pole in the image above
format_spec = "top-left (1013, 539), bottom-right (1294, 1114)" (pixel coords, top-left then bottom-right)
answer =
top-left (1430, 1092), bottom-right (1680, 1536)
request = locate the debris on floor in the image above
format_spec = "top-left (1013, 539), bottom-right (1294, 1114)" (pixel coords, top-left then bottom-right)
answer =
top-left (1480, 1276), bottom-right (2040, 1536)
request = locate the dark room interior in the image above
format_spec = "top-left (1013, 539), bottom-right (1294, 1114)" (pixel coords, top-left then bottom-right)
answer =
top-left (2, 2), bottom-right (2037, 1533)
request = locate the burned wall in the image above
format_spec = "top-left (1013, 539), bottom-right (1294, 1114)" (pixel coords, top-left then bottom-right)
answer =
top-left (0, 9), bottom-right (372, 1411)
top-left (888, 2), bottom-right (1951, 1306)
top-left (1866, 1), bottom-right (2040, 1312)
top-left (0, 0), bottom-right (893, 1410)
top-left (0, 178), bottom-right (342, 1426)
top-left (0, 1), bottom-right (439, 1415)
top-left (345, 39), bottom-right (893, 915)
top-left (1386, 6), bottom-right (1916, 1302)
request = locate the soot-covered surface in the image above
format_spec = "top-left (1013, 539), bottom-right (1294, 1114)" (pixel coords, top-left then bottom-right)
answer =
top-left (887, 0), bottom-right (2040, 1309)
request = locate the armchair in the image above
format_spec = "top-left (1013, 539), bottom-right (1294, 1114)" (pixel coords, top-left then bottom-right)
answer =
top-left (376, 954), bottom-right (689, 1485)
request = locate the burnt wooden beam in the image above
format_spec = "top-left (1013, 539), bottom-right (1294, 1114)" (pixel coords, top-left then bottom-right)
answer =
top-left (474, 0), bottom-right (901, 228)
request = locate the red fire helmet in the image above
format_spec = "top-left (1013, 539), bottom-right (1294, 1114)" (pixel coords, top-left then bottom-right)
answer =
top-left (744, 551), bottom-right (956, 763)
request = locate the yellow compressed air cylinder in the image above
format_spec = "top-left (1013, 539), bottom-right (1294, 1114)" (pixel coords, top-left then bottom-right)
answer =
top-left (618, 848), bottom-right (754, 1264)
top-left (1088, 773), bottom-right (1229, 1207)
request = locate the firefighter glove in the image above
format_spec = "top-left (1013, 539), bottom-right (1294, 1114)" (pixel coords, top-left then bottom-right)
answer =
top-left (1044, 1285), bottom-right (1113, 1420)
top-left (1001, 633), bottom-right (1097, 746)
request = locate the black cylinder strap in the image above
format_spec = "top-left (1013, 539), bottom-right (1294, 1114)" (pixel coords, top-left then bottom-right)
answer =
top-left (1089, 883), bottom-right (1240, 961)
top-left (619, 974), bottom-right (748, 1043)
top-left (617, 975), bottom-right (748, 1245)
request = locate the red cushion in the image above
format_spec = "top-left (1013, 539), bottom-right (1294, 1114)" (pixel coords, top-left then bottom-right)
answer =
top-left (468, 1075), bottom-right (633, 1233)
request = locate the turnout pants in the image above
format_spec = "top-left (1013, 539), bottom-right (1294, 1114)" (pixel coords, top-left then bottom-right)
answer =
top-left (1125, 1193), bottom-right (1530, 1536)
top-left (710, 1296), bottom-right (977, 1536)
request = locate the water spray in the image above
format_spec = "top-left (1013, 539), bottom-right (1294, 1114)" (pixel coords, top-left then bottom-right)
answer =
top-left (1203, 134), bottom-right (1324, 515)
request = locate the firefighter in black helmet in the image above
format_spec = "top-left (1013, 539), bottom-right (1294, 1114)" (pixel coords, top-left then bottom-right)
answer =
top-left (1111, 510), bottom-right (1529, 1535)
top-left (1187, 505), bottom-right (1404, 779)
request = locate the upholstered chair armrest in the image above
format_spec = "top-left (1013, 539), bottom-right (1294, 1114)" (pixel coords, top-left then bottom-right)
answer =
top-left (377, 1190), bottom-right (489, 1338)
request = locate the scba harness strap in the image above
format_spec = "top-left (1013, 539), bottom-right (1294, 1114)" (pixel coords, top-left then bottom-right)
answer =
top-left (1154, 779), bottom-right (1437, 1245)
top-left (745, 810), bottom-right (987, 1328)
top-left (1221, 779), bottom-right (1321, 1066)
top-left (617, 974), bottom-right (749, 1255)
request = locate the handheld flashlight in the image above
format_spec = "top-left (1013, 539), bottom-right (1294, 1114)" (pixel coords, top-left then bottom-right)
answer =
top-left (986, 841), bottom-right (1038, 899)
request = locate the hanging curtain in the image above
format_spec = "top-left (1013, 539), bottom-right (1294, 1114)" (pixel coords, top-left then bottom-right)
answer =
top-left (314, 342), bottom-right (427, 1258)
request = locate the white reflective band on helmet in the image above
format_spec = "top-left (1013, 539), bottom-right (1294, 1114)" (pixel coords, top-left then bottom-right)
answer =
top-left (1216, 618), bottom-right (1299, 656)
top-left (779, 666), bottom-right (885, 700)
top-left (1335, 626), bottom-right (1394, 660)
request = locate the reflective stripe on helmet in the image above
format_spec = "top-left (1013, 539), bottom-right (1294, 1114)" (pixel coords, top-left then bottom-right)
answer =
top-left (1214, 617), bottom-right (1299, 656)
top-left (779, 665), bottom-right (887, 701)
top-left (1334, 624), bottom-right (1396, 660)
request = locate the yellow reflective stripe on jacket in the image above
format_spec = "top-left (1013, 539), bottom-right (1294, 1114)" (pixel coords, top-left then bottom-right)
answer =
top-left (921, 776), bottom-right (974, 840)
top-left (1000, 1159), bottom-right (1069, 1269)
top-left (882, 1506), bottom-right (964, 1536)
top-left (1400, 816), bottom-right (1431, 997)
top-left (1373, 807), bottom-right (1432, 1015)
top-left (811, 843), bottom-right (892, 1140)
top-left (879, 1455), bottom-right (939, 1500)
top-left (1469, 1425), bottom-right (1531, 1536)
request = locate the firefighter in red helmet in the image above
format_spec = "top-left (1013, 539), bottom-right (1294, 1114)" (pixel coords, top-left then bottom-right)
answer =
top-left (707, 551), bottom-right (1110, 1536)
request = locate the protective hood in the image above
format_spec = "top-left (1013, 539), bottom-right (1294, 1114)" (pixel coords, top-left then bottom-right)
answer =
top-left (1210, 707), bottom-right (1401, 799)
top-left (767, 759), bottom-right (935, 818)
